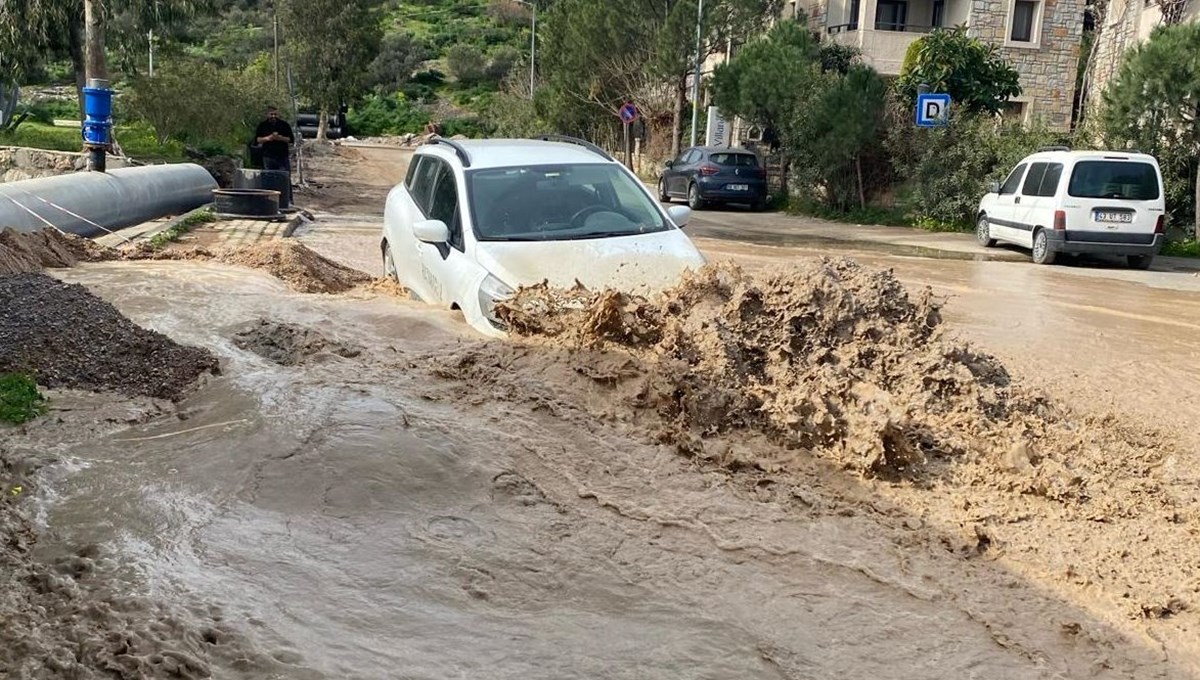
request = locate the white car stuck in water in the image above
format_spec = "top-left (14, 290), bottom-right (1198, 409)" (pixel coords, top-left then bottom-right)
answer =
top-left (381, 136), bottom-right (706, 337)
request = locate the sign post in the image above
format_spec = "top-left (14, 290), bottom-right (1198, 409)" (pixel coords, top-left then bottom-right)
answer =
top-left (618, 102), bottom-right (638, 170)
top-left (915, 93), bottom-right (951, 128)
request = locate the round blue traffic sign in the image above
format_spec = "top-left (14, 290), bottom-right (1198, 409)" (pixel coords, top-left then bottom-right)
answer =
top-left (618, 102), bottom-right (638, 124)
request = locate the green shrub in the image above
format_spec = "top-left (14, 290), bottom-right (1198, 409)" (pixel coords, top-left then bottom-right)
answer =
top-left (347, 93), bottom-right (431, 136)
top-left (440, 116), bottom-right (491, 138)
top-left (0, 374), bottom-right (47, 425)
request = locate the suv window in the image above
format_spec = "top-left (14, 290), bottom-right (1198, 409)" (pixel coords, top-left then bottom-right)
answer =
top-left (428, 163), bottom-right (463, 250)
top-left (1068, 161), bottom-right (1160, 200)
top-left (410, 155), bottom-right (441, 213)
top-left (1021, 162), bottom-right (1048, 196)
top-left (1033, 163), bottom-right (1063, 197)
top-left (1000, 164), bottom-right (1026, 194)
top-left (710, 152), bottom-right (758, 167)
top-left (404, 156), bottom-right (421, 189)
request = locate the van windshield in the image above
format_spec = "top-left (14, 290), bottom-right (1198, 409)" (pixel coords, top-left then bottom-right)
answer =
top-left (1067, 161), bottom-right (1160, 200)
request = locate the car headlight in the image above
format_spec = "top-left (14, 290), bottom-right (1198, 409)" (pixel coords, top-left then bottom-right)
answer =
top-left (478, 274), bottom-right (516, 329)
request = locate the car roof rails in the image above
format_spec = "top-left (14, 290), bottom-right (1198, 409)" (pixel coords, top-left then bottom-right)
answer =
top-left (428, 135), bottom-right (471, 167)
top-left (1038, 145), bottom-right (1071, 152)
top-left (533, 135), bottom-right (616, 162)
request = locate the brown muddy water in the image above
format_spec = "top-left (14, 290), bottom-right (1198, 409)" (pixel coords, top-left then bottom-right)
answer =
top-left (8, 256), bottom-right (1200, 679)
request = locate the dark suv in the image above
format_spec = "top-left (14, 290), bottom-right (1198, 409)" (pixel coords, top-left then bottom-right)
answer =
top-left (658, 146), bottom-right (768, 211)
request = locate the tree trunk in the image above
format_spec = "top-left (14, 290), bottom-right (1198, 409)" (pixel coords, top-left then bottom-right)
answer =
top-left (1194, 161), bottom-right (1199, 241)
top-left (317, 107), bottom-right (329, 141)
top-left (671, 76), bottom-right (686, 157)
top-left (856, 156), bottom-right (866, 210)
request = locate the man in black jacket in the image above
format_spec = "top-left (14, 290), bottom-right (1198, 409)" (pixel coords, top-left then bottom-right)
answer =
top-left (254, 106), bottom-right (294, 172)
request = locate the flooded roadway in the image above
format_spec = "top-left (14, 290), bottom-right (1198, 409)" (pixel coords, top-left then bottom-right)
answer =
top-left (9, 143), bottom-right (1200, 679)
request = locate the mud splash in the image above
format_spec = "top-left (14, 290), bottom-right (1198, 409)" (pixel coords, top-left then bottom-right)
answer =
top-left (0, 228), bottom-right (106, 275)
top-left (233, 318), bottom-right (362, 365)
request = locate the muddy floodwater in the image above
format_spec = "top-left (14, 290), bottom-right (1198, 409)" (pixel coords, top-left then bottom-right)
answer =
top-left (3, 247), bottom-right (1193, 679)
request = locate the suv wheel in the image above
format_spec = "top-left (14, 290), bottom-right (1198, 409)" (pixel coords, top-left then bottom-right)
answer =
top-left (1031, 229), bottom-right (1057, 265)
top-left (1127, 255), bottom-right (1154, 270)
top-left (383, 242), bottom-right (399, 281)
top-left (976, 215), bottom-right (997, 248)
top-left (658, 178), bottom-right (670, 202)
top-left (688, 183), bottom-right (705, 210)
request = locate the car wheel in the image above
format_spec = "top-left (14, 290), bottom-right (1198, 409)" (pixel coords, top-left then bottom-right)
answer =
top-left (659, 178), bottom-right (671, 202)
top-left (383, 242), bottom-right (399, 282)
top-left (687, 183), bottom-right (705, 210)
top-left (976, 215), bottom-right (997, 248)
top-left (1127, 254), bottom-right (1154, 270)
top-left (1031, 229), bottom-right (1056, 265)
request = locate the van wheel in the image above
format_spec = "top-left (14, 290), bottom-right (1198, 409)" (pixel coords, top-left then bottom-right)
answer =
top-left (1031, 229), bottom-right (1056, 265)
top-left (1127, 255), bottom-right (1154, 270)
top-left (976, 216), bottom-right (997, 248)
top-left (659, 178), bottom-right (671, 202)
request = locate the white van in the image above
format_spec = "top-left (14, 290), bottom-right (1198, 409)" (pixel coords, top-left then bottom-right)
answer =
top-left (976, 148), bottom-right (1166, 269)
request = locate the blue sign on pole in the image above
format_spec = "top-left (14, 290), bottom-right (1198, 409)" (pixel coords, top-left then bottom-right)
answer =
top-left (618, 102), bottom-right (638, 124)
top-left (915, 93), bottom-right (951, 128)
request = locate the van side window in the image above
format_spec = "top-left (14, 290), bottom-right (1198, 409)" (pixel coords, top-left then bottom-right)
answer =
top-left (1021, 162), bottom-right (1048, 196)
top-left (1000, 164), bottom-right (1027, 195)
top-left (1035, 163), bottom-right (1064, 197)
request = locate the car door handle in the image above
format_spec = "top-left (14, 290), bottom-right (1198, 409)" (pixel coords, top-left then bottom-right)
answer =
top-left (1014, 197), bottom-right (1021, 204)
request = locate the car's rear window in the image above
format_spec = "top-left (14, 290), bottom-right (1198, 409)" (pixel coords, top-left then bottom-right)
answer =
top-left (1067, 161), bottom-right (1160, 200)
top-left (710, 153), bottom-right (758, 167)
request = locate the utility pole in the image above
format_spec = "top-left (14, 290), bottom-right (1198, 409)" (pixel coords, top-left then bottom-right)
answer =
top-left (273, 3), bottom-right (280, 89)
top-left (530, 2), bottom-right (536, 98)
top-left (689, 0), bottom-right (704, 148)
top-left (83, 0), bottom-right (112, 172)
top-left (148, 29), bottom-right (154, 77)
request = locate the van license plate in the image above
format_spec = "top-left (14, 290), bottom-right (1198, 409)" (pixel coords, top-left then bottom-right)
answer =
top-left (1095, 211), bottom-right (1133, 223)
top-left (728, 184), bottom-right (748, 191)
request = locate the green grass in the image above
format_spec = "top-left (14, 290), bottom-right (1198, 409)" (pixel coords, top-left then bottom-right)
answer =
top-left (0, 121), bottom-right (186, 160)
top-left (1162, 239), bottom-right (1200, 258)
top-left (149, 207), bottom-right (217, 249)
top-left (784, 196), bottom-right (911, 228)
top-left (0, 374), bottom-right (47, 425)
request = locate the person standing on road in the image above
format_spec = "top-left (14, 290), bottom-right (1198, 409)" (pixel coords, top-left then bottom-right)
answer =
top-left (255, 106), bottom-right (294, 173)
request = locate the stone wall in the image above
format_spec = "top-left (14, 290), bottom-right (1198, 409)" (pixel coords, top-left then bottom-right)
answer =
top-left (0, 147), bottom-right (129, 183)
top-left (968, 0), bottom-right (1085, 130)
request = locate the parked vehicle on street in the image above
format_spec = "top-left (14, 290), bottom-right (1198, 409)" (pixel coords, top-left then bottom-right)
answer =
top-left (381, 136), bottom-right (705, 338)
top-left (658, 146), bottom-right (768, 211)
top-left (976, 147), bottom-right (1166, 269)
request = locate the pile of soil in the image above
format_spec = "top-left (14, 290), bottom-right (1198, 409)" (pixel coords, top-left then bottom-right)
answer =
top-left (0, 273), bottom-right (219, 400)
top-left (0, 228), bottom-right (106, 275)
top-left (124, 241), bottom-right (374, 295)
top-left (232, 318), bottom-right (362, 365)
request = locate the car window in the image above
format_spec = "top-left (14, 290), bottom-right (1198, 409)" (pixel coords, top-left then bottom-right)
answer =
top-left (404, 156), bottom-right (421, 189)
top-left (684, 150), bottom-right (701, 164)
top-left (674, 150), bottom-right (691, 164)
top-left (710, 153), bottom-right (758, 167)
top-left (999, 164), bottom-right (1026, 195)
top-left (1021, 162), bottom-right (1048, 196)
top-left (410, 155), bottom-right (441, 214)
top-left (468, 163), bottom-right (670, 242)
top-left (428, 162), bottom-right (463, 250)
top-left (1067, 161), bottom-right (1160, 200)
top-left (1034, 163), bottom-right (1064, 197)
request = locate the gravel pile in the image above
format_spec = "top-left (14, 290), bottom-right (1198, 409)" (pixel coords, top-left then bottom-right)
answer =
top-left (0, 273), bottom-right (219, 400)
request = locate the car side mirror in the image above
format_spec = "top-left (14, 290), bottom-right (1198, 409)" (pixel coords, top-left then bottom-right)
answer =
top-left (664, 160), bottom-right (675, 169)
top-left (987, 180), bottom-right (1002, 194)
top-left (413, 219), bottom-right (450, 244)
top-left (667, 205), bottom-right (691, 228)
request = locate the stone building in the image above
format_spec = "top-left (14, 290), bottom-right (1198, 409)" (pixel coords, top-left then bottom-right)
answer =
top-left (782, 0), bottom-right (1084, 129)
top-left (1085, 0), bottom-right (1200, 113)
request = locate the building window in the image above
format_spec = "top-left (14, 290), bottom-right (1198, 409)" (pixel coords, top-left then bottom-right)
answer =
top-left (876, 0), bottom-right (908, 30)
top-left (932, 0), bottom-right (945, 27)
top-left (1010, 0), bottom-right (1039, 42)
top-left (1003, 100), bottom-right (1027, 121)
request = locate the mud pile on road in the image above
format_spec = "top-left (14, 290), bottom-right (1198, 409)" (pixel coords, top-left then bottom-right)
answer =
top-left (233, 318), bottom-right (363, 365)
top-left (0, 273), bottom-right (219, 400)
top-left (124, 241), bottom-right (375, 294)
top-left (0, 228), bottom-right (106, 275)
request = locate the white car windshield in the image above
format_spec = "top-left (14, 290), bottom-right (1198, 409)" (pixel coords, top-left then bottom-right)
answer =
top-left (467, 163), bottom-right (670, 241)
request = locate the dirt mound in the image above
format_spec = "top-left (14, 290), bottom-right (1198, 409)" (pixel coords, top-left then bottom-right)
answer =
top-left (123, 241), bottom-right (373, 294)
top-left (232, 318), bottom-right (362, 365)
top-left (0, 228), bottom-right (108, 275)
top-left (0, 273), bottom-right (219, 400)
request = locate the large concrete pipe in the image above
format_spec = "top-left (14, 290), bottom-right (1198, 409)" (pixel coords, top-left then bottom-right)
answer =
top-left (0, 163), bottom-right (218, 237)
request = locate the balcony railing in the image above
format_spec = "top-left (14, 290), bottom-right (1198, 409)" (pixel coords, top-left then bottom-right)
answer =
top-left (827, 22), bottom-right (939, 33)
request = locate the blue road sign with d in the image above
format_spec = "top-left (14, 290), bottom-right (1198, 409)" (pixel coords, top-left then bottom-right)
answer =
top-left (916, 93), bottom-right (951, 127)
